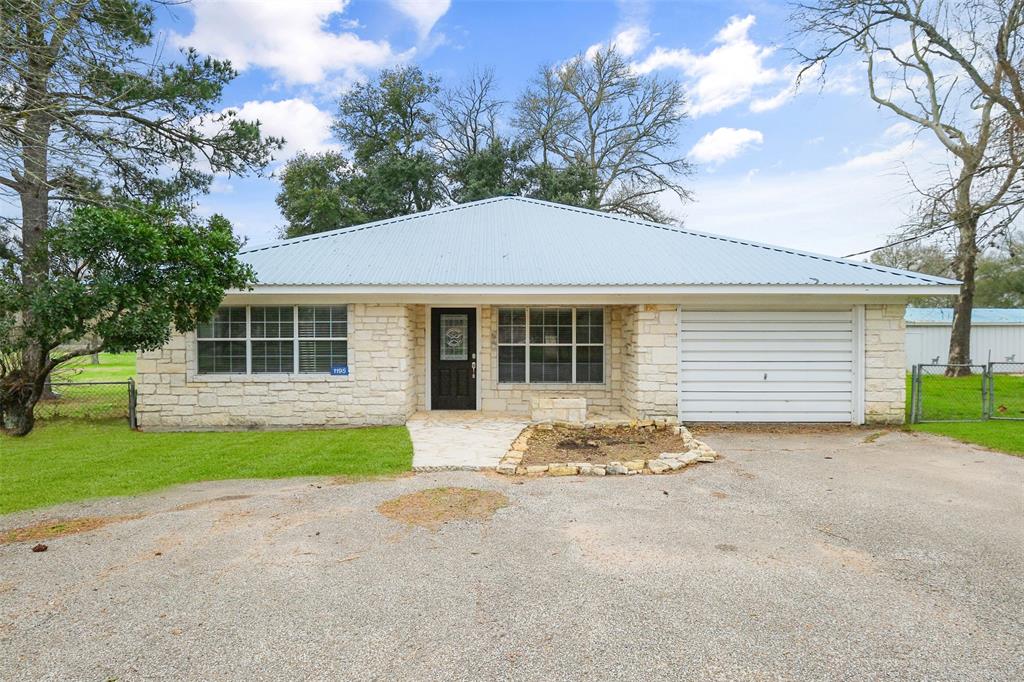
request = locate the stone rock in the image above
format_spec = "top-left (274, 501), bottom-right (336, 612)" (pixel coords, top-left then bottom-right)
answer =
top-left (548, 464), bottom-right (579, 476)
top-left (586, 440), bottom-right (598, 447)
top-left (512, 440), bottom-right (529, 452)
top-left (648, 460), bottom-right (672, 474)
top-left (588, 465), bottom-right (606, 476)
top-left (525, 465), bottom-right (549, 474)
top-left (659, 452), bottom-right (686, 459)
top-left (516, 466), bottom-right (529, 475)
top-left (679, 452), bottom-right (701, 466)
top-left (670, 425), bottom-right (681, 435)
top-left (697, 455), bottom-right (716, 463)
top-left (624, 459), bottom-right (645, 472)
top-left (535, 422), bottom-right (554, 431)
top-left (606, 463), bottom-right (628, 475)
top-left (496, 463), bottom-right (517, 475)
top-left (577, 463), bottom-right (593, 475)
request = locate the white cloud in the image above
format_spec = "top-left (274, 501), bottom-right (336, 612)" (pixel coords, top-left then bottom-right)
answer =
top-left (174, 0), bottom-right (410, 86)
top-left (611, 25), bottom-right (651, 57)
top-left (664, 137), bottom-right (949, 256)
top-left (689, 127), bottom-right (764, 164)
top-left (211, 99), bottom-right (340, 163)
top-left (634, 15), bottom-right (782, 116)
top-left (389, 0), bottom-right (451, 39)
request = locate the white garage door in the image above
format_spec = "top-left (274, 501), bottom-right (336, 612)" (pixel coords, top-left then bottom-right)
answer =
top-left (678, 309), bottom-right (856, 423)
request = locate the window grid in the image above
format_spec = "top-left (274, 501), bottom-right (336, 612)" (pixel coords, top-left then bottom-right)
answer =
top-left (497, 307), bottom-right (606, 385)
top-left (197, 305), bottom-right (348, 375)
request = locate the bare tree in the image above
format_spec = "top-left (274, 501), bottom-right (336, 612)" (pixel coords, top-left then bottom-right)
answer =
top-left (793, 0), bottom-right (1023, 374)
top-left (514, 47), bottom-right (693, 222)
top-left (434, 67), bottom-right (503, 161)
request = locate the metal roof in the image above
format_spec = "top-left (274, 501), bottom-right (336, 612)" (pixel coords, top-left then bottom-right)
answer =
top-left (906, 308), bottom-right (1024, 325)
top-left (240, 196), bottom-right (960, 288)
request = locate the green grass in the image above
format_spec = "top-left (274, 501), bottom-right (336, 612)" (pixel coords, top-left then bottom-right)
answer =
top-left (0, 420), bottom-right (413, 514)
top-left (906, 372), bottom-right (1024, 455)
top-left (53, 352), bottom-right (136, 382)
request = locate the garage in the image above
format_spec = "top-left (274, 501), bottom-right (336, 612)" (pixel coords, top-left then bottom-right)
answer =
top-left (678, 309), bottom-right (861, 423)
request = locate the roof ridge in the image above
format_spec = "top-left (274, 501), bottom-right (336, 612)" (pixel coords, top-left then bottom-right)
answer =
top-left (240, 196), bottom-right (515, 254)
top-left (505, 196), bottom-right (957, 285)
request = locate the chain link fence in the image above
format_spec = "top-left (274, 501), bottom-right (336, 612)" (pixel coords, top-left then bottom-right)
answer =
top-left (987, 362), bottom-right (1024, 421)
top-left (33, 380), bottom-right (137, 427)
top-left (910, 363), bottom-right (1024, 423)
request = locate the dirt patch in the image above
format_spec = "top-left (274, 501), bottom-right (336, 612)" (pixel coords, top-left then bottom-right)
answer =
top-left (378, 487), bottom-right (508, 530)
top-left (171, 494), bottom-right (252, 512)
top-left (0, 515), bottom-right (140, 545)
top-left (521, 425), bottom-right (688, 466)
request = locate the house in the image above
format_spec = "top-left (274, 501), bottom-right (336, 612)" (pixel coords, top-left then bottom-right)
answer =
top-left (136, 196), bottom-right (959, 429)
top-left (905, 308), bottom-right (1024, 369)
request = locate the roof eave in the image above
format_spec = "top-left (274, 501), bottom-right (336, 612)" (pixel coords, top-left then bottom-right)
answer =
top-left (230, 283), bottom-right (962, 296)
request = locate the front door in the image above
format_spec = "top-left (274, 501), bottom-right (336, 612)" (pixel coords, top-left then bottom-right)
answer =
top-left (431, 308), bottom-right (477, 410)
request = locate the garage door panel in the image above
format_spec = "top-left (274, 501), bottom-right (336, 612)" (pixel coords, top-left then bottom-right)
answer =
top-left (681, 330), bottom-right (854, 340)
top-left (681, 350), bottom-right (853, 362)
top-left (678, 309), bottom-right (856, 423)
top-left (680, 411), bottom-right (854, 423)
top-left (682, 310), bottom-right (853, 322)
top-left (680, 381), bottom-right (854, 392)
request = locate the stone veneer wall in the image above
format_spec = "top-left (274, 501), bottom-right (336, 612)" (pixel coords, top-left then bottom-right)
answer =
top-left (621, 304), bottom-right (679, 422)
top-left (864, 303), bottom-right (907, 424)
top-left (136, 303), bottom-right (417, 430)
top-left (475, 305), bottom-right (626, 415)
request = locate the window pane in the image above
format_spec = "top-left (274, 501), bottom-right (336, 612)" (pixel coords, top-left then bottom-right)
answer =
top-left (529, 307), bottom-right (572, 344)
top-left (198, 307), bottom-right (246, 339)
top-left (529, 345), bottom-right (572, 383)
top-left (498, 345), bottom-right (526, 383)
top-left (575, 345), bottom-right (604, 383)
top-left (252, 340), bottom-right (294, 373)
top-left (575, 308), bottom-right (604, 344)
top-left (299, 340), bottom-right (348, 373)
top-left (439, 314), bottom-right (468, 361)
top-left (251, 306), bottom-right (294, 339)
top-left (498, 308), bottom-right (526, 344)
top-left (298, 305), bottom-right (347, 338)
top-left (197, 340), bottom-right (246, 373)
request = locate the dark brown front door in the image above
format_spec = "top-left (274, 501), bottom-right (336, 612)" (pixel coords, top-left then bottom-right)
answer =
top-left (431, 308), bottom-right (477, 410)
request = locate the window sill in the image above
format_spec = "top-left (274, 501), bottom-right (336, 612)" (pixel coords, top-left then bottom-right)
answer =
top-left (189, 372), bottom-right (354, 383)
top-left (496, 382), bottom-right (607, 389)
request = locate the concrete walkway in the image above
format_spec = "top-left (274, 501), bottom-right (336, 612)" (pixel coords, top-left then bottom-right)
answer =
top-left (407, 411), bottom-right (529, 471)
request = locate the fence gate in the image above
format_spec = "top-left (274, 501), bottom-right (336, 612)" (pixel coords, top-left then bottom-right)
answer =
top-left (910, 363), bottom-right (1023, 423)
top-left (987, 362), bottom-right (1024, 421)
top-left (32, 379), bottom-right (138, 428)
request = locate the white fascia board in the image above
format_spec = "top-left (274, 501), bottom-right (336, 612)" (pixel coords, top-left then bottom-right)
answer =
top-left (226, 284), bottom-right (961, 300)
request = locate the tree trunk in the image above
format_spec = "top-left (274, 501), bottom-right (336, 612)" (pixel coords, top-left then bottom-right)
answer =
top-left (946, 214), bottom-right (978, 376)
top-left (0, 377), bottom-right (41, 436)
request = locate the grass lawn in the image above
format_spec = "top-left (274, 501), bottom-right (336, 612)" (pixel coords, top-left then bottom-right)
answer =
top-left (906, 373), bottom-right (1024, 456)
top-left (0, 420), bottom-right (413, 514)
top-left (54, 352), bottom-right (136, 382)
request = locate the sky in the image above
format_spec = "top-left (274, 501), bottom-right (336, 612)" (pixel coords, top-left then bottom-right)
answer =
top-left (152, 0), bottom-right (952, 258)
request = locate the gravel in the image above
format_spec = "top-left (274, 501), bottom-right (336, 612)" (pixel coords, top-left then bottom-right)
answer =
top-left (1, 428), bottom-right (1021, 681)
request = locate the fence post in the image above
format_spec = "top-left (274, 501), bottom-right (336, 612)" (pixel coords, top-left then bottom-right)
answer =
top-left (910, 365), bottom-right (920, 424)
top-left (984, 362), bottom-right (993, 420)
top-left (128, 378), bottom-right (138, 429)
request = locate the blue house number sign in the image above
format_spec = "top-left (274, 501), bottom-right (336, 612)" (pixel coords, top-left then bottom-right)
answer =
top-left (331, 365), bottom-right (349, 376)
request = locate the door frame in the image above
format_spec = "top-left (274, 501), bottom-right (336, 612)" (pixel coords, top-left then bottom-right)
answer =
top-left (425, 304), bottom-right (481, 411)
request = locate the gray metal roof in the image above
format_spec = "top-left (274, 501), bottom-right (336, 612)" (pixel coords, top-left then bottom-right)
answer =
top-left (240, 196), bottom-right (960, 287)
top-left (906, 308), bottom-right (1024, 325)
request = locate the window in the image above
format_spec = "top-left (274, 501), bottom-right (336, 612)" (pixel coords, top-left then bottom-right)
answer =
top-left (197, 307), bottom-right (247, 374)
top-left (497, 307), bottom-right (605, 384)
top-left (197, 305), bottom-right (348, 375)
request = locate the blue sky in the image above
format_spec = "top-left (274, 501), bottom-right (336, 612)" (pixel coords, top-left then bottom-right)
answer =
top-left (155, 0), bottom-right (946, 257)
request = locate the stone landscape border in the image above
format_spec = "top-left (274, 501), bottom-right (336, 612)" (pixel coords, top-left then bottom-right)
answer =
top-left (496, 420), bottom-right (718, 476)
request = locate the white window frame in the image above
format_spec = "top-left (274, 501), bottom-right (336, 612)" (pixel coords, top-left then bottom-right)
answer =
top-left (196, 304), bottom-right (349, 376)
top-left (497, 306), bottom-right (607, 385)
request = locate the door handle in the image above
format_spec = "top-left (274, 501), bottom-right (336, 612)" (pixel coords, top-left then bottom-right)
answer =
top-left (471, 361), bottom-right (476, 379)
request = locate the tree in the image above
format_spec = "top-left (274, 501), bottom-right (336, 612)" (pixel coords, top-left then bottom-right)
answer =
top-left (276, 152), bottom-right (369, 238)
top-left (514, 47), bottom-right (693, 222)
top-left (872, 231), bottom-right (1024, 307)
top-left (0, 206), bottom-right (253, 434)
top-left (793, 0), bottom-right (1023, 374)
top-left (332, 66), bottom-right (442, 217)
top-left (0, 0), bottom-right (279, 434)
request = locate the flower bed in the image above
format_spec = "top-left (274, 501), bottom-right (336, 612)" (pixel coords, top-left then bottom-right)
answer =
top-left (496, 420), bottom-right (717, 476)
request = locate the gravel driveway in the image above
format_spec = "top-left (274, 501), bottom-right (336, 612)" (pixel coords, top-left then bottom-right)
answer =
top-left (2, 428), bottom-right (1022, 681)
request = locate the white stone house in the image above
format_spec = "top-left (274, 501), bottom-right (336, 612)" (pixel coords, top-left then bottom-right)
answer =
top-left (136, 197), bottom-right (959, 430)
